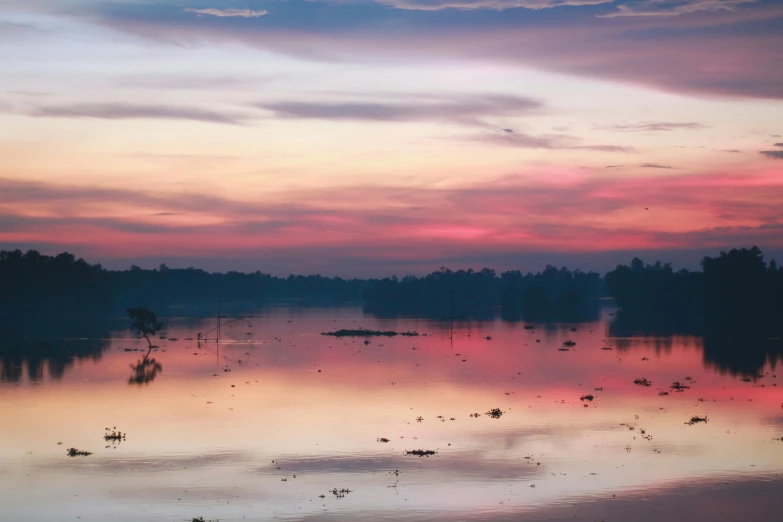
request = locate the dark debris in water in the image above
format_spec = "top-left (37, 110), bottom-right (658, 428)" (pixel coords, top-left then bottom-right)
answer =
top-left (580, 394), bottom-right (595, 402)
top-left (671, 381), bottom-right (691, 392)
top-left (563, 340), bottom-right (576, 347)
top-left (405, 449), bottom-right (437, 457)
top-left (634, 378), bottom-right (652, 387)
top-left (104, 427), bottom-right (126, 442)
top-left (321, 329), bottom-right (419, 337)
top-left (377, 437), bottom-right (390, 443)
top-left (330, 488), bottom-right (353, 498)
top-left (66, 448), bottom-right (92, 457)
top-left (686, 416), bottom-right (709, 425)
top-left (485, 408), bottom-right (504, 418)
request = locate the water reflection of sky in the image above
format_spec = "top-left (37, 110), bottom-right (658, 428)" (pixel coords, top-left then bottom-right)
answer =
top-left (0, 307), bottom-right (781, 521)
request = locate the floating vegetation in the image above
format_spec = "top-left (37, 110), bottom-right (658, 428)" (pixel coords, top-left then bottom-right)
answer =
top-left (671, 381), bottom-right (691, 392)
top-left (580, 394), bottom-right (595, 402)
top-left (331, 488), bottom-right (353, 498)
top-left (469, 412), bottom-right (481, 418)
top-left (558, 348), bottom-right (570, 351)
top-left (405, 449), bottom-right (437, 457)
top-left (634, 378), bottom-right (652, 387)
top-left (485, 408), bottom-right (504, 418)
top-left (104, 427), bottom-right (126, 442)
top-left (191, 518), bottom-right (219, 522)
top-left (66, 448), bottom-right (92, 457)
top-left (659, 391), bottom-right (669, 396)
top-left (686, 416), bottom-right (709, 425)
top-left (563, 340), bottom-right (576, 347)
top-left (601, 347), bottom-right (613, 350)
top-left (321, 329), bottom-right (418, 337)
top-left (377, 437), bottom-right (390, 443)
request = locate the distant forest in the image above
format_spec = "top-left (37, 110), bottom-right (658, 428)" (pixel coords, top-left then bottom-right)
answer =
top-left (2, 246), bottom-right (782, 379)
top-left (1, 246), bottom-right (782, 330)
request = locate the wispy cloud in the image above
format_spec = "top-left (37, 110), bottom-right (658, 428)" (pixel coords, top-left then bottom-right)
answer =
top-left (256, 94), bottom-right (543, 126)
top-left (184, 8), bottom-right (269, 18)
top-left (640, 162), bottom-right (674, 169)
top-left (377, 0), bottom-right (612, 10)
top-left (27, 103), bottom-right (250, 125)
top-left (759, 142), bottom-right (783, 159)
top-left (601, 121), bottom-right (706, 132)
top-left (5, 165), bottom-right (781, 271)
top-left (84, 1), bottom-right (783, 100)
top-left (599, 0), bottom-right (758, 19)
top-left (475, 130), bottom-right (634, 152)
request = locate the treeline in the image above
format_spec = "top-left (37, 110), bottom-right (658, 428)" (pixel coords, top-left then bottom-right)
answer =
top-left (364, 265), bottom-right (604, 320)
top-left (0, 249), bottom-right (369, 330)
top-left (606, 247), bottom-right (783, 375)
top-left (606, 246), bottom-right (783, 330)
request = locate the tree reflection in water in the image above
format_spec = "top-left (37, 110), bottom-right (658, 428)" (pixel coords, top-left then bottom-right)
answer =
top-left (128, 354), bottom-right (162, 385)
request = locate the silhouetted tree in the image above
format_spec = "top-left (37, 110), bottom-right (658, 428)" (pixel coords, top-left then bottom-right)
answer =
top-left (127, 307), bottom-right (162, 351)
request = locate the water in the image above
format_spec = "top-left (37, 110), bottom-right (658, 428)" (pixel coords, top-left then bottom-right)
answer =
top-left (1, 306), bottom-right (782, 521)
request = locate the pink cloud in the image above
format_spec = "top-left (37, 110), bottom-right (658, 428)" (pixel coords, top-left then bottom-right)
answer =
top-left (1, 164), bottom-right (782, 267)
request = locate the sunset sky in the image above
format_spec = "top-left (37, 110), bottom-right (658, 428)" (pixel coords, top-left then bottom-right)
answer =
top-left (1, 0), bottom-right (782, 276)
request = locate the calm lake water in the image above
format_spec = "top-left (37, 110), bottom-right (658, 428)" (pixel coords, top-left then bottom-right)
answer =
top-left (1, 306), bottom-right (782, 521)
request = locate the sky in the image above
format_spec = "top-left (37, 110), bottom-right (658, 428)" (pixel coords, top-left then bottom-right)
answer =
top-left (1, 0), bottom-right (782, 276)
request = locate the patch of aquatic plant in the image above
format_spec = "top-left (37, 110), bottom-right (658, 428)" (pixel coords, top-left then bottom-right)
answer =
top-left (562, 340), bottom-right (576, 347)
top-left (377, 437), bottom-right (390, 443)
top-left (66, 448), bottom-right (92, 457)
top-left (633, 378), bottom-right (652, 387)
top-left (686, 416), bottom-right (709, 425)
top-left (580, 394), bottom-right (595, 402)
top-left (330, 488), bottom-right (352, 498)
top-left (671, 381), bottom-right (691, 392)
top-left (321, 329), bottom-right (418, 337)
top-left (104, 427), bottom-right (126, 442)
top-left (192, 517), bottom-right (219, 522)
top-left (405, 449), bottom-right (437, 457)
top-left (485, 408), bottom-right (504, 418)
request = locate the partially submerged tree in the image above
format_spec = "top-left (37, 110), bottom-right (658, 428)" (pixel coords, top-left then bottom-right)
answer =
top-left (127, 307), bottom-right (163, 351)
top-left (127, 307), bottom-right (164, 385)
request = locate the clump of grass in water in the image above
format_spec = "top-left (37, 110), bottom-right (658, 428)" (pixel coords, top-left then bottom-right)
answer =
top-left (563, 340), bottom-right (576, 347)
top-left (685, 416), bottom-right (709, 425)
top-left (104, 427), bottom-right (126, 442)
top-left (405, 449), bottom-right (437, 457)
top-left (330, 488), bottom-right (352, 498)
top-left (485, 408), bottom-right (504, 418)
top-left (321, 329), bottom-right (418, 337)
top-left (192, 517), bottom-right (219, 522)
top-left (66, 448), bottom-right (92, 457)
top-left (671, 381), bottom-right (690, 392)
top-left (634, 378), bottom-right (652, 387)
top-left (377, 437), bottom-right (390, 443)
top-left (580, 394), bottom-right (595, 402)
